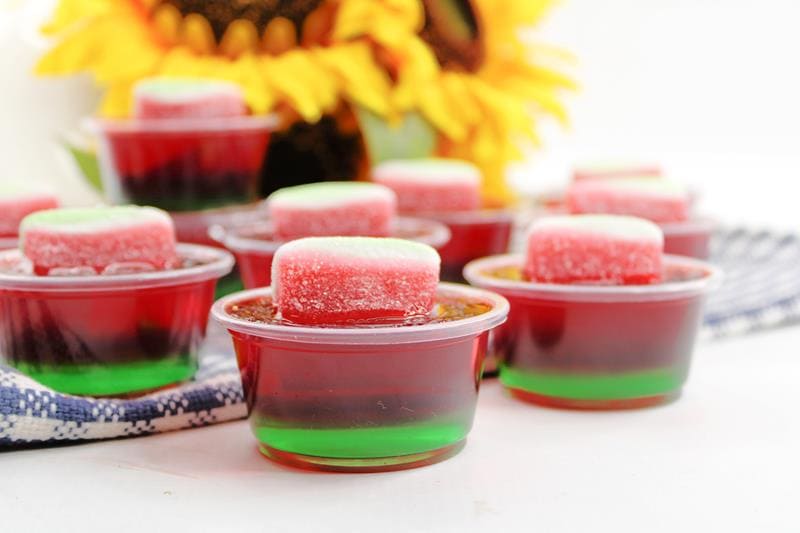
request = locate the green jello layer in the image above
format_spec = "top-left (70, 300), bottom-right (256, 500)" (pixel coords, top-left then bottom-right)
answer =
top-left (500, 366), bottom-right (687, 401)
top-left (11, 357), bottom-right (196, 396)
top-left (254, 420), bottom-right (468, 459)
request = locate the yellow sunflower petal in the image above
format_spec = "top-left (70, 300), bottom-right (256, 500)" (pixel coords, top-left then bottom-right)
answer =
top-left (40, 0), bottom-right (112, 35)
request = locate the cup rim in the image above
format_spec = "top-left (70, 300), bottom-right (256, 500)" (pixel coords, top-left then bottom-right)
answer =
top-left (83, 113), bottom-right (279, 134)
top-left (0, 243), bottom-right (234, 291)
top-left (463, 253), bottom-right (724, 302)
top-left (212, 282), bottom-right (510, 345)
top-left (208, 216), bottom-right (452, 254)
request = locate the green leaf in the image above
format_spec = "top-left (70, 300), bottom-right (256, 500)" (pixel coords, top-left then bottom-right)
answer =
top-left (64, 142), bottom-right (103, 193)
top-left (355, 107), bottom-right (437, 164)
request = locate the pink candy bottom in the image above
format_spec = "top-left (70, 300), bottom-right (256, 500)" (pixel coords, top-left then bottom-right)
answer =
top-left (210, 216), bottom-right (451, 289)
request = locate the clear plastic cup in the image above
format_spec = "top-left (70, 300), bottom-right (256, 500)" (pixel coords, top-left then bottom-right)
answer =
top-left (209, 216), bottom-right (451, 289)
top-left (661, 218), bottom-right (716, 259)
top-left (0, 244), bottom-right (234, 396)
top-left (170, 202), bottom-right (268, 247)
top-left (464, 254), bottom-right (722, 409)
top-left (87, 115), bottom-right (277, 212)
top-left (426, 209), bottom-right (514, 283)
top-left (212, 283), bottom-right (509, 472)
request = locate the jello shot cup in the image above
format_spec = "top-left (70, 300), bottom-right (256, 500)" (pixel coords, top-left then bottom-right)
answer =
top-left (87, 114), bottom-right (276, 212)
top-left (661, 218), bottom-right (716, 260)
top-left (213, 283), bottom-right (509, 472)
top-left (209, 216), bottom-right (451, 289)
top-left (434, 209), bottom-right (514, 282)
top-left (465, 253), bottom-right (722, 409)
top-left (0, 243), bottom-right (234, 396)
top-left (372, 158), bottom-right (514, 283)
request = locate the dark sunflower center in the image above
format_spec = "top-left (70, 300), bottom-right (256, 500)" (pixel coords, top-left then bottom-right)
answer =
top-left (420, 0), bottom-right (484, 72)
top-left (162, 0), bottom-right (323, 42)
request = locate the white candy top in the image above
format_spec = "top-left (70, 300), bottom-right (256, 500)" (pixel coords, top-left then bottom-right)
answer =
top-left (134, 77), bottom-right (243, 103)
top-left (529, 214), bottom-right (664, 243)
top-left (273, 236), bottom-right (440, 267)
top-left (0, 182), bottom-right (57, 201)
top-left (372, 158), bottom-right (482, 185)
top-left (267, 182), bottom-right (396, 210)
top-left (20, 206), bottom-right (174, 235)
top-left (576, 178), bottom-right (688, 199)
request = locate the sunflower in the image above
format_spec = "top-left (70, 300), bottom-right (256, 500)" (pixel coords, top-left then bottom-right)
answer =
top-left (37, 0), bottom-right (574, 204)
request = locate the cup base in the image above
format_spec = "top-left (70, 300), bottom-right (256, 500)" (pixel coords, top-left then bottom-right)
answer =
top-left (258, 440), bottom-right (466, 473)
top-left (10, 358), bottom-right (195, 396)
top-left (507, 387), bottom-right (680, 410)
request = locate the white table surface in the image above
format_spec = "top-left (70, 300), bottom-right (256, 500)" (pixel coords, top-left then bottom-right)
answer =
top-left (3, 324), bottom-right (799, 532)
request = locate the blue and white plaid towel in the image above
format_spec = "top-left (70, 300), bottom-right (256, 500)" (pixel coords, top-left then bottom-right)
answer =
top-left (2, 227), bottom-right (799, 448)
top-left (703, 227), bottom-right (800, 337)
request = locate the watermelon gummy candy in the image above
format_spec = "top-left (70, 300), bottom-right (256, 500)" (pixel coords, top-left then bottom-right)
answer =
top-left (567, 178), bottom-right (690, 224)
top-left (572, 162), bottom-right (662, 181)
top-left (267, 182), bottom-right (396, 241)
top-left (20, 206), bottom-right (178, 275)
top-left (133, 77), bottom-right (246, 119)
top-left (272, 237), bottom-right (440, 324)
top-left (0, 183), bottom-right (59, 237)
top-left (372, 158), bottom-right (481, 213)
top-left (525, 214), bottom-right (663, 285)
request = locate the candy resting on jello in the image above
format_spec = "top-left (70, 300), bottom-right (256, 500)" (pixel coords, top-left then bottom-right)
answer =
top-left (267, 182), bottom-right (397, 241)
top-left (133, 77), bottom-right (246, 119)
top-left (566, 177), bottom-right (690, 224)
top-left (20, 206), bottom-right (177, 276)
top-left (210, 182), bottom-right (449, 290)
top-left (0, 183), bottom-right (59, 238)
top-left (272, 236), bottom-right (439, 325)
top-left (463, 213), bottom-right (722, 409)
top-left (212, 236), bottom-right (508, 472)
top-left (372, 158), bottom-right (481, 214)
top-left (371, 158), bottom-right (512, 283)
top-left (525, 214), bottom-right (663, 285)
top-left (0, 205), bottom-right (233, 396)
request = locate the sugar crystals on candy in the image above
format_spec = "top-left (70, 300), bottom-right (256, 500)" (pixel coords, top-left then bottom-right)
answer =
top-left (567, 178), bottom-right (690, 223)
top-left (372, 158), bottom-right (481, 213)
top-left (525, 214), bottom-right (664, 285)
top-left (267, 182), bottom-right (396, 241)
top-left (20, 206), bottom-right (178, 275)
top-left (133, 77), bottom-right (246, 119)
top-left (0, 183), bottom-right (59, 237)
top-left (272, 236), bottom-right (440, 324)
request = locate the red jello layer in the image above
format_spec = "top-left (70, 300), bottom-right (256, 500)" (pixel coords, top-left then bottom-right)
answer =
top-left (435, 212), bottom-right (513, 282)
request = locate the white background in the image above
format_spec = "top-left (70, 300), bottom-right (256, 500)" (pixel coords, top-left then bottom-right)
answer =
top-left (1, 1), bottom-right (800, 532)
top-left (2, 0), bottom-right (800, 229)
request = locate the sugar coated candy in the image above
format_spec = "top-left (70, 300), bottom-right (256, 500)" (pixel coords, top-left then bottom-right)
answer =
top-left (572, 162), bottom-right (662, 181)
top-left (567, 178), bottom-right (690, 223)
top-left (525, 214), bottom-right (663, 285)
top-left (372, 158), bottom-right (481, 213)
top-left (0, 183), bottom-right (59, 237)
top-left (133, 77), bottom-right (246, 119)
top-left (267, 182), bottom-right (396, 241)
top-left (20, 206), bottom-right (178, 275)
top-left (272, 236), bottom-right (440, 324)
